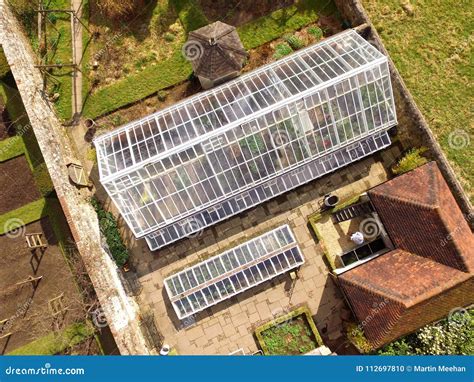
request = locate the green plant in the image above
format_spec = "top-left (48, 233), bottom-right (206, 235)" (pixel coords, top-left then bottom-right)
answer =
top-left (90, 197), bottom-right (129, 266)
top-left (392, 147), bottom-right (429, 175)
top-left (347, 322), bottom-right (373, 354)
top-left (308, 26), bottom-right (323, 39)
top-left (255, 306), bottom-right (323, 355)
top-left (273, 43), bottom-right (293, 60)
top-left (164, 32), bottom-right (176, 42)
top-left (284, 34), bottom-right (304, 50)
top-left (239, 134), bottom-right (266, 155)
top-left (87, 147), bottom-right (97, 164)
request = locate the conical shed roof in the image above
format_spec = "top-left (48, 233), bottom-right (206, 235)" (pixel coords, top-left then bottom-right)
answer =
top-left (185, 21), bottom-right (247, 81)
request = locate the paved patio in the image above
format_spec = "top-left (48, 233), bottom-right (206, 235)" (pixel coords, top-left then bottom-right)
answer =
top-left (130, 145), bottom-right (401, 355)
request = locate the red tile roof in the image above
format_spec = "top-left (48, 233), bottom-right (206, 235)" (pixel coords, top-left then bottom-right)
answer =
top-left (368, 161), bottom-right (474, 272)
top-left (339, 162), bottom-right (474, 348)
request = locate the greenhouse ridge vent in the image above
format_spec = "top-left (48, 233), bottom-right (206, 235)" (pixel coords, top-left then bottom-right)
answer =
top-left (94, 29), bottom-right (398, 251)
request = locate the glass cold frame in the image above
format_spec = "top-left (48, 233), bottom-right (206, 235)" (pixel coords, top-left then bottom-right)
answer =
top-left (163, 225), bottom-right (304, 319)
top-left (94, 30), bottom-right (397, 250)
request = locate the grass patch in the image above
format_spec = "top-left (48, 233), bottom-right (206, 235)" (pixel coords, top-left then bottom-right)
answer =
top-left (170, 0), bottom-right (208, 33)
top-left (0, 198), bottom-right (48, 235)
top-left (239, 0), bottom-right (337, 50)
top-left (82, 0), bottom-right (338, 119)
top-left (8, 322), bottom-right (95, 355)
top-left (362, 0), bottom-right (473, 201)
top-left (391, 147), bottom-right (428, 175)
top-left (0, 136), bottom-right (25, 162)
top-left (255, 306), bottom-right (323, 355)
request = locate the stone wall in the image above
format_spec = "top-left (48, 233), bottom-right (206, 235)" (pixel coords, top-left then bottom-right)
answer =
top-left (334, 0), bottom-right (473, 227)
top-left (0, 0), bottom-right (151, 354)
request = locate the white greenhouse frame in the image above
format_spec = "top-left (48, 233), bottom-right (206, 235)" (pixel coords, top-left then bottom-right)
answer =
top-left (163, 225), bottom-right (304, 319)
top-left (94, 29), bottom-right (397, 250)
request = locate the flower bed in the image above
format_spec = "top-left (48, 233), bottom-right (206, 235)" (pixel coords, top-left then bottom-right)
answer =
top-left (255, 306), bottom-right (323, 355)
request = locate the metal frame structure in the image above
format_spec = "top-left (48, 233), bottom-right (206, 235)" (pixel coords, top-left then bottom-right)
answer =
top-left (163, 225), bottom-right (304, 319)
top-left (94, 30), bottom-right (397, 250)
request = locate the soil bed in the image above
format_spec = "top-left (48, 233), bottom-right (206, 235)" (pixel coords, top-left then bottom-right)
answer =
top-left (0, 156), bottom-right (41, 214)
top-left (0, 217), bottom-right (84, 354)
top-left (260, 315), bottom-right (319, 355)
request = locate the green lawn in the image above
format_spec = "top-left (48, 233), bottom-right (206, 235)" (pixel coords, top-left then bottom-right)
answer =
top-left (8, 322), bottom-right (95, 355)
top-left (362, 0), bottom-right (473, 201)
top-left (82, 0), bottom-right (338, 119)
top-left (0, 198), bottom-right (48, 235)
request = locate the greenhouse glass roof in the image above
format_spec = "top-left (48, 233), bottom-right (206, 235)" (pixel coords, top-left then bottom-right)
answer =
top-left (94, 29), bottom-right (397, 250)
top-left (164, 225), bottom-right (304, 319)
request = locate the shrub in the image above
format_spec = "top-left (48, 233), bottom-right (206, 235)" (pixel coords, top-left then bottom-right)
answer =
top-left (273, 43), bottom-right (293, 60)
top-left (284, 34), bottom-right (304, 50)
top-left (392, 147), bottom-right (428, 175)
top-left (308, 26), bottom-right (323, 39)
top-left (346, 323), bottom-right (373, 354)
top-left (164, 32), bottom-right (176, 42)
top-left (91, 197), bottom-right (129, 267)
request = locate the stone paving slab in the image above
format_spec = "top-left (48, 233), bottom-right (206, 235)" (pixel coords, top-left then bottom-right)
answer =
top-left (134, 152), bottom-right (396, 354)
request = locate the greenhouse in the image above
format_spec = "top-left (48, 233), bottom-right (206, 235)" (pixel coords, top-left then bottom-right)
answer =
top-left (163, 225), bottom-right (304, 319)
top-left (94, 29), bottom-right (397, 250)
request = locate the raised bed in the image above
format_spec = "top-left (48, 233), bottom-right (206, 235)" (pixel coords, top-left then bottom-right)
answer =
top-left (255, 306), bottom-right (323, 355)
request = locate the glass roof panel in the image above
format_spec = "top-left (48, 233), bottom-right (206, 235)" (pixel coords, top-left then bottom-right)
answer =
top-left (95, 30), bottom-right (396, 248)
top-left (163, 225), bottom-right (304, 319)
